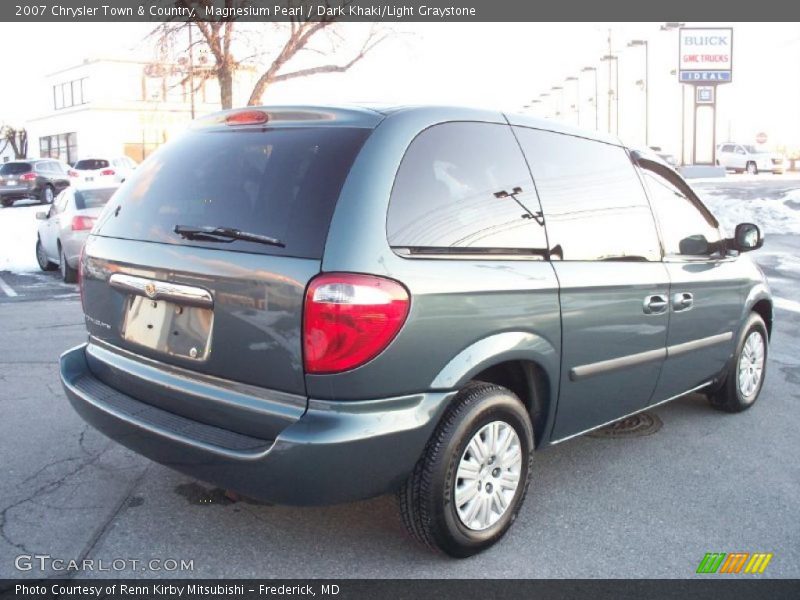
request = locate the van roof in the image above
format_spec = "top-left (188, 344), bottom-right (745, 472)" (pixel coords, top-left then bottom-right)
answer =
top-left (197, 104), bottom-right (624, 147)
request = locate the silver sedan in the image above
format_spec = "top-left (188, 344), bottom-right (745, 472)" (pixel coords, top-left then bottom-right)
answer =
top-left (36, 186), bottom-right (118, 282)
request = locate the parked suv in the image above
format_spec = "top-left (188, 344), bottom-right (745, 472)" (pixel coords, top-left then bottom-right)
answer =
top-left (0, 158), bottom-right (71, 207)
top-left (717, 143), bottom-right (784, 174)
top-left (60, 106), bottom-right (772, 557)
top-left (70, 156), bottom-right (137, 186)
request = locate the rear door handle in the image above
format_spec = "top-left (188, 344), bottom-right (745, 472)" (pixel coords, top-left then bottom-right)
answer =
top-left (643, 294), bottom-right (669, 315)
top-left (672, 292), bottom-right (694, 312)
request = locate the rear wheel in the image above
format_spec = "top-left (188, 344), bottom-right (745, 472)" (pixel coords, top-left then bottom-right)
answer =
top-left (59, 244), bottom-right (78, 283)
top-left (708, 313), bottom-right (768, 412)
top-left (40, 185), bottom-right (54, 204)
top-left (1, 198), bottom-right (12, 208)
top-left (36, 239), bottom-right (57, 271)
top-left (398, 382), bottom-right (534, 557)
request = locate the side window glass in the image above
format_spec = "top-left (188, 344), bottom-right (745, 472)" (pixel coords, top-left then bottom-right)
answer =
top-left (514, 127), bottom-right (660, 261)
top-left (387, 122), bottom-right (547, 253)
top-left (640, 168), bottom-right (721, 257)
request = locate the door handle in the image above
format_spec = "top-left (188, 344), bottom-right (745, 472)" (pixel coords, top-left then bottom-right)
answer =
top-left (643, 294), bottom-right (669, 315)
top-left (672, 292), bottom-right (694, 312)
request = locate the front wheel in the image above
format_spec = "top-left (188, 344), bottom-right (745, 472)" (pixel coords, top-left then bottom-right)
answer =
top-left (746, 161), bottom-right (758, 175)
top-left (398, 382), bottom-right (534, 557)
top-left (1, 197), bottom-right (12, 208)
top-left (708, 313), bottom-right (768, 412)
top-left (40, 186), bottom-right (54, 204)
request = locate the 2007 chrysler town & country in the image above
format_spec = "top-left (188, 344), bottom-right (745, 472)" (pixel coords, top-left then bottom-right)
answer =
top-left (60, 105), bottom-right (772, 557)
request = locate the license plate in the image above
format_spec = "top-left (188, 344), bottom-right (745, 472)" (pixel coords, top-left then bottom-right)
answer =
top-left (7, 180), bottom-right (16, 186)
top-left (121, 296), bottom-right (213, 360)
top-left (84, 177), bottom-right (94, 182)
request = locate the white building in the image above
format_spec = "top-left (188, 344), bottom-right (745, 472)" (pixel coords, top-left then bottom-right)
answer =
top-left (25, 57), bottom-right (256, 164)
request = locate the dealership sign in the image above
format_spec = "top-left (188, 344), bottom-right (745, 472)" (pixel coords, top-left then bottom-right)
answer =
top-left (679, 27), bottom-right (733, 84)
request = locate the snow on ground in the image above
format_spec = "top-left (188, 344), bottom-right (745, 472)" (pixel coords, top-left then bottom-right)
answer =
top-left (696, 185), bottom-right (800, 237)
top-left (0, 200), bottom-right (44, 273)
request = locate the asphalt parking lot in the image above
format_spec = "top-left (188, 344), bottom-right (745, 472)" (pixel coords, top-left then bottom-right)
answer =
top-left (1, 179), bottom-right (799, 579)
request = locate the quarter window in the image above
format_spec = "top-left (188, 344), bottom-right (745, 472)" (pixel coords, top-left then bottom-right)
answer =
top-left (387, 122), bottom-right (548, 254)
top-left (640, 168), bottom-right (721, 257)
top-left (514, 127), bottom-right (661, 261)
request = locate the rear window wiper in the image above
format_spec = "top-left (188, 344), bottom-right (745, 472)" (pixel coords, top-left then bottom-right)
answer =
top-left (174, 225), bottom-right (285, 248)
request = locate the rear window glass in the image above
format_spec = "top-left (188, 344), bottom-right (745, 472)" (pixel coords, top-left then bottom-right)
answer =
top-left (0, 163), bottom-right (32, 175)
top-left (94, 127), bottom-right (370, 258)
top-left (76, 187), bottom-right (116, 210)
top-left (75, 159), bottom-right (110, 170)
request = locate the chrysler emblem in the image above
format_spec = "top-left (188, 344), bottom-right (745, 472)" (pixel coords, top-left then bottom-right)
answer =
top-left (144, 283), bottom-right (158, 299)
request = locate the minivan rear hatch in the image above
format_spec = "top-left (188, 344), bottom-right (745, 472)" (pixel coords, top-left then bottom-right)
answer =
top-left (82, 110), bottom-right (377, 411)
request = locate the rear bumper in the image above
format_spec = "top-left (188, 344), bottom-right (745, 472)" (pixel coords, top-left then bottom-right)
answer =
top-left (60, 344), bottom-right (452, 505)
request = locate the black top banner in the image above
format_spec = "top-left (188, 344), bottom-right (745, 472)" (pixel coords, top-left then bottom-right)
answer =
top-left (3, 0), bottom-right (800, 22)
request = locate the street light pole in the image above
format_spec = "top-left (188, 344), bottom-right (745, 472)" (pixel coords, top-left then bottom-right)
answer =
top-left (661, 22), bottom-right (686, 164)
top-left (582, 66), bottom-right (598, 130)
top-left (600, 54), bottom-right (618, 135)
top-left (551, 86), bottom-right (564, 119)
top-left (187, 24), bottom-right (196, 120)
top-left (628, 40), bottom-right (649, 146)
top-left (565, 76), bottom-right (580, 126)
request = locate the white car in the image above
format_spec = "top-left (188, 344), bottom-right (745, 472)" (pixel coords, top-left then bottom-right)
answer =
top-left (35, 185), bottom-right (118, 282)
top-left (716, 143), bottom-right (784, 174)
top-left (69, 156), bottom-right (138, 186)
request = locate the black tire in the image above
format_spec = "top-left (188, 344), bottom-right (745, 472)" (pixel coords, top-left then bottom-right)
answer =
top-left (746, 161), bottom-right (758, 175)
top-left (59, 244), bottom-right (78, 283)
top-left (1, 197), bottom-right (12, 208)
top-left (40, 185), bottom-right (54, 205)
top-left (36, 239), bottom-right (57, 271)
top-left (708, 313), bottom-right (768, 413)
top-left (398, 382), bottom-right (534, 558)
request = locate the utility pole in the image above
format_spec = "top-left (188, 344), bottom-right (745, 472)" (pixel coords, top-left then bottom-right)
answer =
top-left (661, 22), bottom-right (686, 163)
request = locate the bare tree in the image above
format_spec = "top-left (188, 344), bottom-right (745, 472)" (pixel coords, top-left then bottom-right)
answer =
top-left (152, 1), bottom-right (388, 110)
top-left (0, 126), bottom-right (28, 159)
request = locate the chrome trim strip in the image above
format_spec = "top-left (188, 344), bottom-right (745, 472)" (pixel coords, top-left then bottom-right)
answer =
top-left (568, 331), bottom-right (734, 382)
top-left (667, 332), bottom-right (733, 358)
top-left (550, 380), bottom-right (714, 445)
top-left (109, 273), bottom-right (213, 308)
top-left (569, 348), bottom-right (666, 381)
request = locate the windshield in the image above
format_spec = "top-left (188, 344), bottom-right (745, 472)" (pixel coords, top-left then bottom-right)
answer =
top-left (75, 187), bottom-right (117, 209)
top-left (75, 159), bottom-right (110, 170)
top-left (0, 163), bottom-right (32, 175)
top-left (742, 145), bottom-right (759, 154)
top-left (94, 126), bottom-right (371, 258)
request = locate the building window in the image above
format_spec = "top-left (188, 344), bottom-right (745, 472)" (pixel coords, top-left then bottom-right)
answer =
top-left (53, 78), bottom-right (88, 110)
top-left (39, 132), bottom-right (78, 165)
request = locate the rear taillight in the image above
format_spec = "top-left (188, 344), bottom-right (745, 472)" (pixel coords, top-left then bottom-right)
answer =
top-left (68, 170), bottom-right (79, 177)
top-left (20, 172), bottom-right (36, 181)
top-left (71, 216), bottom-right (95, 231)
top-left (303, 273), bottom-right (410, 374)
top-left (100, 169), bottom-right (115, 176)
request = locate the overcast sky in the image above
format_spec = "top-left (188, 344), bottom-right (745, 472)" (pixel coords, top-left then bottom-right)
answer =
top-left (1, 21), bottom-right (798, 156)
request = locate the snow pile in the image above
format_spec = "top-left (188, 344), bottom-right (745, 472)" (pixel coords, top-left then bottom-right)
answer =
top-left (0, 202), bottom-right (44, 272)
top-left (697, 187), bottom-right (800, 237)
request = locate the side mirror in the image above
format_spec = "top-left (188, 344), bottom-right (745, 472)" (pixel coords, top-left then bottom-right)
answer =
top-left (35, 211), bottom-right (48, 220)
top-left (678, 234), bottom-right (709, 256)
top-left (733, 223), bottom-right (763, 252)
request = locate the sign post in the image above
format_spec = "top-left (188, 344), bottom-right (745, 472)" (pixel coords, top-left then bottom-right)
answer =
top-left (679, 27), bottom-right (733, 165)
